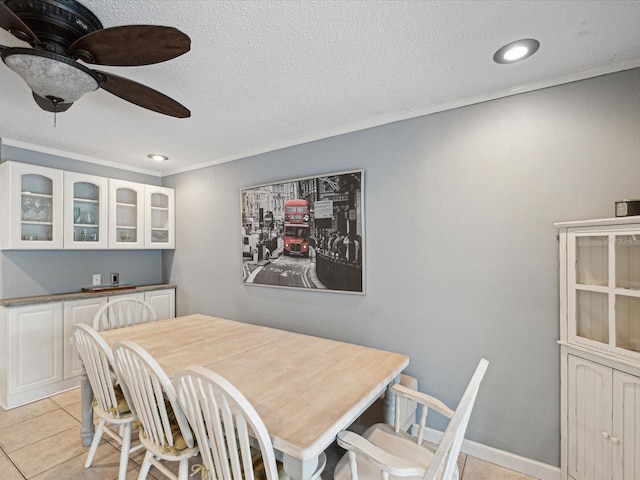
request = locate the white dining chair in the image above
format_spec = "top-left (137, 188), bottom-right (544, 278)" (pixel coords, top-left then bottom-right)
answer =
top-left (93, 297), bottom-right (157, 331)
top-left (112, 339), bottom-right (199, 480)
top-left (176, 365), bottom-right (312, 480)
top-left (72, 323), bottom-right (144, 480)
top-left (334, 358), bottom-right (489, 480)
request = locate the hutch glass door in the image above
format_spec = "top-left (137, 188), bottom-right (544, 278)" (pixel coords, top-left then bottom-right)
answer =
top-left (569, 229), bottom-right (640, 358)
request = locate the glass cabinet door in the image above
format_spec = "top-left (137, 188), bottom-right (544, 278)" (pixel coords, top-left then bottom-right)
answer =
top-left (3, 162), bottom-right (64, 249)
top-left (573, 235), bottom-right (609, 346)
top-left (569, 229), bottom-right (640, 359)
top-left (145, 185), bottom-right (175, 249)
top-left (109, 179), bottom-right (145, 249)
top-left (614, 234), bottom-right (640, 353)
top-left (63, 172), bottom-right (108, 249)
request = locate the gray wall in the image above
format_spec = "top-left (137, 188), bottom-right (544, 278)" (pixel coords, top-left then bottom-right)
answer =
top-left (1, 250), bottom-right (162, 297)
top-left (0, 146), bottom-right (165, 298)
top-left (163, 68), bottom-right (640, 467)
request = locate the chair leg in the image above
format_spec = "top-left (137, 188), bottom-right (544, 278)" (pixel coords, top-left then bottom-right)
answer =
top-left (118, 423), bottom-right (132, 480)
top-left (311, 452), bottom-right (327, 480)
top-left (137, 450), bottom-right (153, 480)
top-left (178, 458), bottom-right (189, 480)
top-left (85, 418), bottom-right (106, 468)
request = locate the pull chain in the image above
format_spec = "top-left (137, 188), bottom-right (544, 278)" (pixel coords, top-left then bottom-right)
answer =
top-left (46, 96), bottom-right (63, 128)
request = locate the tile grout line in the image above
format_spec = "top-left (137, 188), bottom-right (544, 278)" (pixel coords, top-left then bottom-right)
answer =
top-left (2, 444), bottom-right (27, 479)
top-left (1, 409), bottom-right (81, 448)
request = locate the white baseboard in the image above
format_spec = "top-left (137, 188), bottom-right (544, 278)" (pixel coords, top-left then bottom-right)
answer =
top-left (421, 427), bottom-right (560, 480)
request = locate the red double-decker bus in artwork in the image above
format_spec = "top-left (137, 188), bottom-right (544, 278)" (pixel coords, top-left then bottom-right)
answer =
top-left (283, 199), bottom-right (310, 257)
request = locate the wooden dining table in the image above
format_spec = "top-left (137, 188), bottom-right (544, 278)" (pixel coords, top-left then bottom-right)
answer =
top-left (80, 314), bottom-right (409, 480)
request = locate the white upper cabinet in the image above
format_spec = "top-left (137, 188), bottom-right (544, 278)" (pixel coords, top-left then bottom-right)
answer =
top-left (565, 222), bottom-right (640, 362)
top-left (0, 161), bottom-right (174, 250)
top-left (145, 185), bottom-right (175, 249)
top-left (109, 179), bottom-right (146, 249)
top-left (0, 162), bottom-right (64, 249)
top-left (63, 171), bottom-right (109, 249)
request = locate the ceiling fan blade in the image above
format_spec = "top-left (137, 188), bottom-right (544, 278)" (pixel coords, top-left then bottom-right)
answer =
top-left (0, 2), bottom-right (39, 44)
top-left (96, 70), bottom-right (190, 118)
top-left (69, 25), bottom-right (190, 66)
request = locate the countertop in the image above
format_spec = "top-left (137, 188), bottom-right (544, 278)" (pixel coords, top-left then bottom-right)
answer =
top-left (0, 284), bottom-right (176, 307)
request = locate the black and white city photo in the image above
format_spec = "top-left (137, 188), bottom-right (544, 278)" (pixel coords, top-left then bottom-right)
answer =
top-left (241, 170), bottom-right (364, 293)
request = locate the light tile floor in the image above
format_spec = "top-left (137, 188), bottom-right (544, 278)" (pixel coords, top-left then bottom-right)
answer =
top-left (0, 388), bottom-right (538, 480)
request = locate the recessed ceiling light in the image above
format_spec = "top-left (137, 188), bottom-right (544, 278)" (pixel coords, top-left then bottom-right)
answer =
top-left (493, 39), bottom-right (540, 64)
top-left (148, 154), bottom-right (169, 162)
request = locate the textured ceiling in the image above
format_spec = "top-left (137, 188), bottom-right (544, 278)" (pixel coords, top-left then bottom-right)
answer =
top-left (1, 0), bottom-right (640, 176)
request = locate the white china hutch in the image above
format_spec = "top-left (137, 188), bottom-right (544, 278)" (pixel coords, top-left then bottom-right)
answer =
top-left (0, 161), bottom-right (175, 249)
top-left (0, 160), bottom-right (177, 409)
top-left (556, 217), bottom-right (640, 480)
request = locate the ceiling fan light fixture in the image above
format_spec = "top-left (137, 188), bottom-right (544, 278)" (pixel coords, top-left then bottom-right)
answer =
top-left (493, 39), bottom-right (540, 64)
top-left (1, 0), bottom-right (190, 117)
top-left (1, 47), bottom-right (101, 103)
top-left (148, 154), bottom-right (169, 162)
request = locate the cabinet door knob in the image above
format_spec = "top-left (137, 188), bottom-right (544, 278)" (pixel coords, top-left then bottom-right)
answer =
top-left (610, 436), bottom-right (620, 444)
top-left (601, 431), bottom-right (610, 439)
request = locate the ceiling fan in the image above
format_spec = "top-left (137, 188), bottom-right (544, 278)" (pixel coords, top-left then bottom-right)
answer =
top-left (0, 0), bottom-right (190, 118)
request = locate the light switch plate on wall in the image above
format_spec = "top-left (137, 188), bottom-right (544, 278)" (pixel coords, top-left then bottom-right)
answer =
top-left (92, 274), bottom-right (101, 286)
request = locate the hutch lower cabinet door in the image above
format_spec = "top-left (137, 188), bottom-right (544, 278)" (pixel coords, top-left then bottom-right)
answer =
top-left (568, 355), bottom-right (640, 480)
top-left (0, 303), bottom-right (65, 408)
top-left (63, 297), bottom-right (107, 379)
top-left (611, 369), bottom-right (640, 479)
top-left (144, 288), bottom-right (175, 320)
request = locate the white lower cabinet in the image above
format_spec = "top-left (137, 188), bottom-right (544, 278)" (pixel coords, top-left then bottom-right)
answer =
top-left (107, 289), bottom-right (175, 320)
top-left (0, 302), bottom-right (73, 409)
top-left (0, 287), bottom-right (175, 409)
top-left (145, 288), bottom-right (176, 320)
top-left (612, 369), bottom-right (640, 479)
top-left (567, 355), bottom-right (640, 480)
top-left (63, 297), bottom-right (107, 379)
